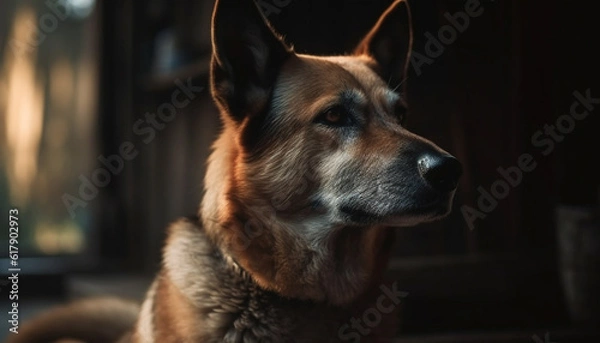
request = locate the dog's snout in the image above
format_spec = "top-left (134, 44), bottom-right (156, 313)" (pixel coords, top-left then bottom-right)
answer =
top-left (418, 154), bottom-right (462, 193)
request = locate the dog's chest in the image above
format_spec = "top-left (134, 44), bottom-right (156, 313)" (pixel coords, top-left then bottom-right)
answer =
top-left (165, 268), bottom-right (395, 343)
top-left (199, 289), bottom-right (395, 343)
top-left (154, 218), bottom-right (396, 343)
top-left (216, 293), bottom-right (338, 342)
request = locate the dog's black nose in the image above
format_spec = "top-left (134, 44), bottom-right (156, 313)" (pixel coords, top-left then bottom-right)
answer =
top-left (418, 154), bottom-right (462, 193)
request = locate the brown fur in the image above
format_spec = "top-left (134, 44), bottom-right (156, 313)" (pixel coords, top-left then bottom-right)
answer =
top-left (12, 1), bottom-right (461, 342)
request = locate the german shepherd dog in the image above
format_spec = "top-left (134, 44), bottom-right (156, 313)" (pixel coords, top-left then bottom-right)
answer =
top-left (11, 0), bottom-right (461, 342)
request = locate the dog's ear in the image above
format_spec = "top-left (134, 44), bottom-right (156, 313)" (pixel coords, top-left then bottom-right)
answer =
top-left (210, 0), bottom-right (292, 122)
top-left (354, 0), bottom-right (413, 87)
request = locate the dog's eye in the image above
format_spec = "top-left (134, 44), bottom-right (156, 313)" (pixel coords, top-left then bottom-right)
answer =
top-left (315, 106), bottom-right (352, 127)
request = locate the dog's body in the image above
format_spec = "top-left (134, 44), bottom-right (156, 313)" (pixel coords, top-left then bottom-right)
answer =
top-left (11, 0), bottom-right (462, 342)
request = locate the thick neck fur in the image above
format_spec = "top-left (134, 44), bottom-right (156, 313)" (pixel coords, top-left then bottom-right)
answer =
top-left (200, 125), bottom-right (394, 306)
top-left (164, 217), bottom-right (398, 342)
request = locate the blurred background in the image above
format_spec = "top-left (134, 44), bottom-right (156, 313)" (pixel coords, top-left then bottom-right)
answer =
top-left (0, 0), bottom-right (599, 342)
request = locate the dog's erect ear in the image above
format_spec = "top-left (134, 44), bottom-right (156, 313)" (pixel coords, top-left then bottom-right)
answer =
top-left (354, 0), bottom-right (413, 88)
top-left (210, 0), bottom-right (292, 122)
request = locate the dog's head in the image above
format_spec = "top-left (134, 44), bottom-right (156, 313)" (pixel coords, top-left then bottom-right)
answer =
top-left (204, 0), bottom-right (462, 304)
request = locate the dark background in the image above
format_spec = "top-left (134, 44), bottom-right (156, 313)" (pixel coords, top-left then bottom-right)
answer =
top-left (1, 0), bottom-right (599, 342)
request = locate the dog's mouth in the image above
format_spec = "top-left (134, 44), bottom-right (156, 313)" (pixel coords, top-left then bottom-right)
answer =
top-left (339, 192), bottom-right (455, 226)
top-left (333, 151), bottom-right (462, 227)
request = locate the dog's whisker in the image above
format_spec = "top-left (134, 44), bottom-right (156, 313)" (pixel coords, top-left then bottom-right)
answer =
top-left (392, 76), bottom-right (409, 92)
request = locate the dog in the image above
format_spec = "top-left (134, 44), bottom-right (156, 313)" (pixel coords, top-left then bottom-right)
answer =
top-left (11, 0), bottom-right (461, 342)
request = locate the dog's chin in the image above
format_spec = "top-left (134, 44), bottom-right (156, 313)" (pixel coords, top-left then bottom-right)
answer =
top-left (338, 193), bottom-right (456, 227)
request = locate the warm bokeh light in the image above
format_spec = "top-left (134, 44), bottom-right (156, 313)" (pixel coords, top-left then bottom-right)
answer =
top-left (0, 1), bottom-right (98, 255)
top-left (3, 7), bottom-right (45, 206)
top-left (35, 220), bottom-right (85, 254)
